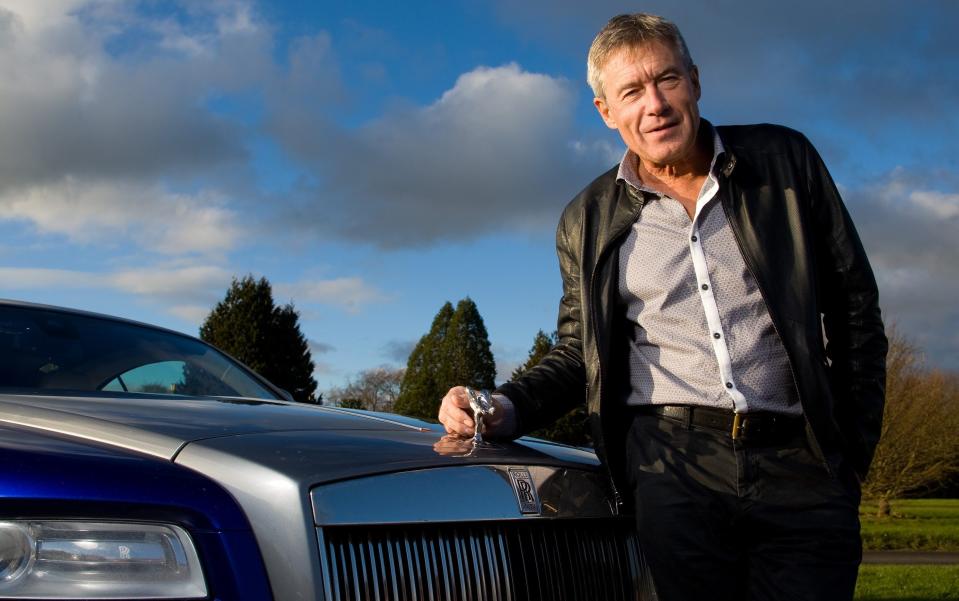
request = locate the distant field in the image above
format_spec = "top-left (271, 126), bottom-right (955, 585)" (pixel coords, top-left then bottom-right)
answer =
top-left (861, 499), bottom-right (959, 551)
top-left (855, 565), bottom-right (959, 600)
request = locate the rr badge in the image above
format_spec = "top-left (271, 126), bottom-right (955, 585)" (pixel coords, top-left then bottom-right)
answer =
top-left (508, 467), bottom-right (540, 515)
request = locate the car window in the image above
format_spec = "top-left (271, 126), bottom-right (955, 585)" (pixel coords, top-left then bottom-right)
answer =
top-left (102, 360), bottom-right (186, 394)
top-left (0, 304), bottom-right (279, 400)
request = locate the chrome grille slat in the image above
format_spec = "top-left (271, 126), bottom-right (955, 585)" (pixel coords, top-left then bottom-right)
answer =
top-left (372, 536), bottom-right (385, 600)
top-left (319, 519), bottom-right (654, 600)
top-left (360, 534), bottom-right (373, 601)
top-left (470, 530), bottom-right (488, 601)
top-left (495, 528), bottom-right (509, 601)
top-left (437, 533), bottom-right (453, 599)
top-left (422, 532), bottom-right (437, 600)
top-left (455, 531), bottom-right (468, 599)
top-left (347, 534), bottom-right (363, 601)
top-left (384, 535), bottom-right (400, 600)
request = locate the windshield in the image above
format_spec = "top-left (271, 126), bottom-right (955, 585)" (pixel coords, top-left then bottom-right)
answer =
top-left (0, 304), bottom-right (279, 400)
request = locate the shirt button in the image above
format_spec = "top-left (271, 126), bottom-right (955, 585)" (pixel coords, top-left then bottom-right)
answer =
top-left (725, 382), bottom-right (734, 389)
top-left (701, 283), bottom-right (709, 291)
top-left (713, 332), bottom-right (721, 339)
top-left (691, 235), bottom-right (698, 242)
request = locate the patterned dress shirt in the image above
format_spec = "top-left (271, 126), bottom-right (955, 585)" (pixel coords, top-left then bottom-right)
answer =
top-left (617, 128), bottom-right (800, 415)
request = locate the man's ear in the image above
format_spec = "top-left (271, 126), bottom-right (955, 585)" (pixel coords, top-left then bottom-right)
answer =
top-left (594, 96), bottom-right (617, 129)
top-left (690, 65), bottom-right (701, 101)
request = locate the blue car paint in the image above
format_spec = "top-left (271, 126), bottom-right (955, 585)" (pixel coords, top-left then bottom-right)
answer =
top-left (0, 424), bottom-right (274, 600)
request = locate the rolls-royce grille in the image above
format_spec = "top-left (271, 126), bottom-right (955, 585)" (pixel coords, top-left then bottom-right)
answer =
top-left (318, 519), bottom-right (655, 601)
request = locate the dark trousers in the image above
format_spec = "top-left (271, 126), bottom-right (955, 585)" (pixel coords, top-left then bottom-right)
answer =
top-left (626, 413), bottom-right (862, 601)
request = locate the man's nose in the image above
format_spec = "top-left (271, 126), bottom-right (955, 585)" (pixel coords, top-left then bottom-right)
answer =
top-left (646, 85), bottom-right (670, 115)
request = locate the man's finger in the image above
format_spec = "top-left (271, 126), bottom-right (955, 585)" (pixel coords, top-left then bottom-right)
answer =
top-left (437, 387), bottom-right (477, 437)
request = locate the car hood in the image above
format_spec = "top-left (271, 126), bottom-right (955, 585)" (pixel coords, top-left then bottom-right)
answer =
top-left (0, 391), bottom-right (609, 601)
top-left (0, 391), bottom-right (599, 476)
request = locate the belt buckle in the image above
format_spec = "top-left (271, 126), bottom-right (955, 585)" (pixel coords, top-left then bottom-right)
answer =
top-left (731, 413), bottom-right (745, 440)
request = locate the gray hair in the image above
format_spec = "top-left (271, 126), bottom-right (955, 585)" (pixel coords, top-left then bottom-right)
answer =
top-left (587, 14), bottom-right (694, 98)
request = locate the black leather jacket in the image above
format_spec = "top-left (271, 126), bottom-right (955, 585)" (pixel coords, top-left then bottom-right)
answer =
top-left (497, 123), bottom-right (887, 506)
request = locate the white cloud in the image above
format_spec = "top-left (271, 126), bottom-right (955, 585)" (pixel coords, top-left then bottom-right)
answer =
top-left (0, 178), bottom-right (242, 256)
top-left (909, 190), bottom-right (959, 220)
top-left (0, 265), bottom-right (231, 316)
top-left (0, 1), bottom-right (99, 32)
top-left (0, 265), bottom-right (384, 329)
top-left (569, 138), bottom-right (623, 168)
top-left (167, 304), bottom-right (212, 323)
top-left (0, 1), bottom-right (258, 191)
top-left (273, 63), bottom-right (611, 247)
top-left (0, 267), bottom-right (95, 289)
top-left (844, 169), bottom-right (959, 369)
top-left (0, 1), bottom-right (272, 261)
top-left (275, 277), bottom-right (387, 313)
top-left (108, 265), bottom-right (234, 300)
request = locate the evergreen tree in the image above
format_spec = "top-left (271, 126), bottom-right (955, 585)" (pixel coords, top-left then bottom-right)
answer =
top-left (511, 330), bottom-right (556, 381)
top-left (441, 298), bottom-right (496, 391)
top-left (199, 275), bottom-right (318, 402)
top-left (513, 329), bottom-right (592, 447)
top-left (394, 298), bottom-right (497, 420)
top-left (393, 302), bottom-right (454, 418)
top-left (267, 304), bottom-right (319, 402)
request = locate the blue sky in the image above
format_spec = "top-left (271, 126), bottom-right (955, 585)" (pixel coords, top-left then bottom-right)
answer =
top-left (1, 0), bottom-right (957, 394)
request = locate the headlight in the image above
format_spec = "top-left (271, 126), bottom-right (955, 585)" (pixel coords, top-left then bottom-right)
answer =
top-left (0, 521), bottom-right (206, 599)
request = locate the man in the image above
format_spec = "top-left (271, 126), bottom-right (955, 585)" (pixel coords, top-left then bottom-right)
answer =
top-left (438, 13), bottom-right (886, 600)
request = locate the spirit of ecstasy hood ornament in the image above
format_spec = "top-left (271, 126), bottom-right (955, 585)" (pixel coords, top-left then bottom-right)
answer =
top-left (464, 387), bottom-right (495, 445)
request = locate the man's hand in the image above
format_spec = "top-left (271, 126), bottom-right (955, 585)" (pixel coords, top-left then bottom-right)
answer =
top-left (438, 386), bottom-right (502, 438)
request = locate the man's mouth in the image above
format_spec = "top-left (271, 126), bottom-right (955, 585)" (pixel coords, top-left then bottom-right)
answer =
top-left (646, 122), bottom-right (678, 134)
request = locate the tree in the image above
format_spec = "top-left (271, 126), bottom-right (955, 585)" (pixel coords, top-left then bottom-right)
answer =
top-left (393, 302), bottom-right (454, 419)
top-left (326, 366), bottom-right (405, 412)
top-left (511, 330), bottom-right (556, 380)
top-left (440, 298), bottom-right (496, 392)
top-left (862, 332), bottom-right (959, 515)
top-left (394, 298), bottom-right (497, 420)
top-left (513, 330), bottom-right (592, 447)
top-left (199, 275), bottom-right (318, 402)
top-left (268, 304), bottom-right (320, 402)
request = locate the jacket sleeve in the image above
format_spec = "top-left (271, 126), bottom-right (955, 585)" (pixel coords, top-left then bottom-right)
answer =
top-left (804, 136), bottom-right (888, 478)
top-left (495, 205), bottom-right (588, 435)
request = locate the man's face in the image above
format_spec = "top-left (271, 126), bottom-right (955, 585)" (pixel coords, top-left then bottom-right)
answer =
top-left (594, 41), bottom-right (702, 169)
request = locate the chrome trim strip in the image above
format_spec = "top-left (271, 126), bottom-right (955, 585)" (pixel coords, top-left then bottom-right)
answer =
top-left (321, 407), bottom-right (430, 431)
top-left (0, 398), bottom-right (183, 459)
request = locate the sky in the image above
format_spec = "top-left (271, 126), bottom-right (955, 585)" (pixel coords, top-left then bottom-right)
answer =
top-left (1, 0), bottom-right (957, 394)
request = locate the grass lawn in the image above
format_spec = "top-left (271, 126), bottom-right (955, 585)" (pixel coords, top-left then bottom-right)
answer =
top-left (856, 565), bottom-right (959, 600)
top-left (861, 499), bottom-right (959, 551)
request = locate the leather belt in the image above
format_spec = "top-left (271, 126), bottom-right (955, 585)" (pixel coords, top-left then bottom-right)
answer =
top-left (634, 404), bottom-right (804, 441)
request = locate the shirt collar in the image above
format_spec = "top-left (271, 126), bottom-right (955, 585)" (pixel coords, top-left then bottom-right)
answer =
top-left (616, 122), bottom-right (726, 194)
